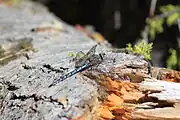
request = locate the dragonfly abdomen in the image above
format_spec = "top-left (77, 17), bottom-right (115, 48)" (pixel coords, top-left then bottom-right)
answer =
top-left (48, 63), bottom-right (90, 87)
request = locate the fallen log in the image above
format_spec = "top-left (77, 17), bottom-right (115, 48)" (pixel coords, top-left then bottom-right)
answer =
top-left (0, 1), bottom-right (179, 120)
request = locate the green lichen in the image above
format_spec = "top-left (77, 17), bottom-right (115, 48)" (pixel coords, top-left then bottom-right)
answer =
top-left (68, 52), bottom-right (76, 57)
top-left (18, 38), bottom-right (33, 51)
top-left (68, 51), bottom-right (85, 59)
top-left (3, 0), bottom-right (22, 6)
top-left (0, 46), bottom-right (5, 58)
top-left (0, 38), bottom-right (34, 66)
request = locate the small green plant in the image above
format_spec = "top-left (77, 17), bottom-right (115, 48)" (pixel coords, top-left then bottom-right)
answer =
top-left (160, 5), bottom-right (180, 26)
top-left (146, 18), bottom-right (164, 40)
top-left (126, 40), bottom-right (153, 60)
top-left (166, 48), bottom-right (179, 70)
top-left (144, 4), bottom-right (180, 70)
top-left (146, 5), bottom-right (180, 40)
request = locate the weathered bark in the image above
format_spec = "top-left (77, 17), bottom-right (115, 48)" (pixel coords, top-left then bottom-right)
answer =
top-left (0, 1), bottom-right (180, 120)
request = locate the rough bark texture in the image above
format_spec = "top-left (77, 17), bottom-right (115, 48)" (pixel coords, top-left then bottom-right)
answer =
top-left (0, 1), bottom-right (180, 120)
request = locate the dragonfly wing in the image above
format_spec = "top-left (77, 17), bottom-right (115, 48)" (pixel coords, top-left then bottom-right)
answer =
top-left (75, 44), bottom-right (97, 61)
top-left (86, 44), bottom-right (98, 57)
top-left (75, 44), bottom-right (98, 68)
top-left (76, 51), bottom-right (86, 59)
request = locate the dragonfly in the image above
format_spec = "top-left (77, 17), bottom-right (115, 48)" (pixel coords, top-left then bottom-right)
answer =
top-left (48, 44), bottom-right (104, 88)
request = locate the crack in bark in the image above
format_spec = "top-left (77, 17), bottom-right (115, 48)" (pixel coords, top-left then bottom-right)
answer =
top-left (137, 95), bottom-right (175, 109)
top-left (42, 64), bottom-right (65, 73)
top-left (10, 93), bottom-right (65, 108)
top-left (0, 81), bottom-right (19, 91)
top-left (21, 63), bottom-right (35, 70)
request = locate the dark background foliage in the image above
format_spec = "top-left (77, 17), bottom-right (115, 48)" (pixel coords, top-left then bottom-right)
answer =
top-left (33, 0), bottom-right (180, 69)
